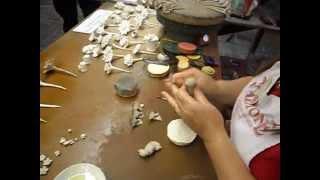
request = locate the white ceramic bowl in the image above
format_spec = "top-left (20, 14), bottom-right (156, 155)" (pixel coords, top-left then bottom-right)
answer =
top-left (54, 163), bottom-right (106, 180)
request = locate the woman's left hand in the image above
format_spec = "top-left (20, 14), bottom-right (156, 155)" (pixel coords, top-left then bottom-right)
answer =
top-left (162, 81), bottom-right (226, 143)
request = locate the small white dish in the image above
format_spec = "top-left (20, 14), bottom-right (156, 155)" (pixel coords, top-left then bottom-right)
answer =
top-left (54, 163), bottom-right (106, 180)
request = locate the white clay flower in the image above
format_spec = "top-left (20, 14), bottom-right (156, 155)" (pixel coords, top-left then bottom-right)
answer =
top-left (118, 20), bottom-right (131, 35)
top-left (101, 34), bottom-right (113, 48)
top-left (119, 36), bottom-right (129, 48)
top-left (123, 54), bottom-right (134, 67)
top-left (102, 46), bottom-right (113, 63)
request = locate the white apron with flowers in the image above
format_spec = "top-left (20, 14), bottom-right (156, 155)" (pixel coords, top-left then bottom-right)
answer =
top-left (230, 62), bottom-right (280, 166)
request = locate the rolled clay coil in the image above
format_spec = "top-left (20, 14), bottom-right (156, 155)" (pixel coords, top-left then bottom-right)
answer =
top-left (178, 42), bottom-right (197, 55)
top-left (167, 119), bottom-right (197, 146)
top-left (147, 63), bottom-right (170, 77)
top-left (201, 66), bottom-right (216, 76)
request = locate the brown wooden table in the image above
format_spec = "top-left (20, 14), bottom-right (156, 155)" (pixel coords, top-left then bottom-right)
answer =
top-left (40, 2), bottom-right (221, 180)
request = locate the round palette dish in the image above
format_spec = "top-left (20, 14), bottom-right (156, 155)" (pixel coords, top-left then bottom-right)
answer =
top-left (54, 163), bottom-right (106, 180)
top-left (147, 63), bottom-right (170, 78)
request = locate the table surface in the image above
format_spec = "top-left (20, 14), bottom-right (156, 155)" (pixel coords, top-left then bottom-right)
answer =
top-left (40, 2), bottom-right (221, 180)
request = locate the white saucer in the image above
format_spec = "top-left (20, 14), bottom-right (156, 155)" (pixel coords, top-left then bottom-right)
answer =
top-left (54, 163), bottom-right (106, 180)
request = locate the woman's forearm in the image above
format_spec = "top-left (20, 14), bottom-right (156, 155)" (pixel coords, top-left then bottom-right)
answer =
top-left (209, 76), bottom-right (253, 107)
top-left (204, 130), bottom-right (255, 180)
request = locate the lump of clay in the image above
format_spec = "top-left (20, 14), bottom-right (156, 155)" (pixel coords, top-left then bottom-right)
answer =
top-left (138, 141), bottom-right (162, 158)
top-left (167, 119), bottom-right (197, 146)
top-left (114, 75), bottom-right (138, 98)
top-left (147, 63), bottom-right (170, 77)
top-left (149, 111), bottom-right (162, 121)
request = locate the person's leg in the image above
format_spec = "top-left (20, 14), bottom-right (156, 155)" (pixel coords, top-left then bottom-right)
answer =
top-left (78, 0), bottom-right (101, 17)
top-left (52, 0), bottom-right (78, 32)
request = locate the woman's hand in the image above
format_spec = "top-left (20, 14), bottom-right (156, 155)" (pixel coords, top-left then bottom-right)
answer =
top-left (165, 68), bottom-right (218, 97)
top-left (161, 82), bottom-right (226, 143)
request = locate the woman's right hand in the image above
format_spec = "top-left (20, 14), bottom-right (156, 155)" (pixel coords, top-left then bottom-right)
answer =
top-left (165, 68), bottom-right (218, 97)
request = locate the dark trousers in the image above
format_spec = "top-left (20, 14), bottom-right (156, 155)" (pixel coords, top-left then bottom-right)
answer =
top-left (53, 0), bottom-right (101, 32)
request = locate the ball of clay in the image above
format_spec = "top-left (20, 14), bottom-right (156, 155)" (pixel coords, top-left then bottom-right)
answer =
top-left (114, 75), bottom-right (138, 97)
top-left (157, 53), bottom-right (169, 61)
top-left (167, 119), bottom-right (197, 146)
top-left (147, 63), bottom-right (170, 77)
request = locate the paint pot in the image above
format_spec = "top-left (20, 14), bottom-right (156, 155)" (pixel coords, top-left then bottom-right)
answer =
top-left (178, 42), bottom-right (197, 55)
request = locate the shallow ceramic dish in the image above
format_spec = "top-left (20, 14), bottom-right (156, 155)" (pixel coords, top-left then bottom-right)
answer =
top-left (54, 163), bottom-right (106, 180)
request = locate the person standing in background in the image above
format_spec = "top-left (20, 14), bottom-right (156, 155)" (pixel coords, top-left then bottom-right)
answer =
top-left (53, 0), bottom-right (102, 32)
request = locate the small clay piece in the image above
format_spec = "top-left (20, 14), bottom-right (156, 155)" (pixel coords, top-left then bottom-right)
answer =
top-left (147, 63), bottom-right (170, 77)
top-left (54, 150), bottom-right (61, 157)
top-left (178, 42), bottom-right (197, 55)
top-left (43, 59), bottom-right (78, 77)
top-left (40, 166), bottom-right (49, 176)
top-left (114, 75), bottom-right (138, 98)
top-left (74, 137), bottom-right (78, 142)
top-left (78, 61), bottom-right (89, 73)
top-left (40, 154), bottom-right (46, 162)
top-left (131, 102), bottom-right (144, 128)
top-left (201, 66), bottom-right (216, 76)
top-left (138, 141), bottom-right (162, 158)
top-left (68, 139), bottom-right (75, 145)
top-left (40, 104), bottom-right (61, 108)
top-left (131, 30), bottom-right (138, 38)
top-left (167, 119), bottom-right (197, 146)
top-left (62, 140), bottom-right (70, 146)
top-left (185, 77), bottom-right (197, 97)
top-left (59, 137), bottom-right (66, 144)
top-left (80, 133), bottom-right (87, 140)
top-left (104, 62), bottom-right (131, 75)
top-left (40, 118), bottom-right (47, 123)
top-left (42, 157), bottom-right (53, 166)
top-left (149, 111), bottom-right (162, 121)
top-left (157, 53), bottom-right (169, 61)
top-left (40, 80), bottom-right (66, 90)
top-left (67, 129), bottom-right (72, 133)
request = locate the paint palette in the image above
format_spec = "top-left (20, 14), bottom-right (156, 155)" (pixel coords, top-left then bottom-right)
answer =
top-left (54, 163), bottom-right (106, 180)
